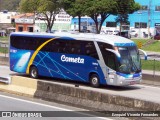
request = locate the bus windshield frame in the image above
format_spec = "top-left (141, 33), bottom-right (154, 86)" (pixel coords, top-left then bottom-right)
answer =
top-left (117, 46), bottom-right (141, 74)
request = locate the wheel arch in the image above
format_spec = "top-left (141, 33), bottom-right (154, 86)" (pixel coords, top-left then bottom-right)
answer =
top-left (89, 70), bottom-right (106, 85)
top-left (89, 71), bottom-right (100, 82)
top-left (29, 64), bottom-right (39, 79)
top-left (89, 71), bottom-right (99, 79)
top-left (29, 64), bottom-right (37, 72)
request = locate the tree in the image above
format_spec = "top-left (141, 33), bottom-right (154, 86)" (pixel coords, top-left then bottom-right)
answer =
top-left (19, 0), bottom-right (62, 32)
top-left (115, 0), bottom-right (141, 32)
top-left (63, 0), bottom-right (86, 32)
top-left (115, 14), bottom-right (129, 33)
top-left (84, 0), bottom-right (140, 34)
top-left (0, 0), bottom-right (21, 11)
top-left (84, 0), bottom-right (117, 34)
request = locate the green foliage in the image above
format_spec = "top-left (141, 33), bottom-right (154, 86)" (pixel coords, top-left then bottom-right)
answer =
top-left (116, 0), bottom-right (140, 14)
top-left (20, 0), bottom-right (61, 13)
top-left (115, 14), bottom-right (129, 30)
top-left (63, 0), bottom-right (85, 17)
top-left (18, 0), bottom-right (141, 33)
top-left (19, 0), bottom-right (39, 13)
top-left (63, 0), bottom-right (86, 31)
top-left (19, 0), bottom-right (62, 32)
top-left (84, 0), bottom-right (117, 33)
top-left (0, 0), bottom-right (20, 11)
top-left (115, 0), bottom-right (141, 32)
top-left (63, 0), bottom-right (140, 34)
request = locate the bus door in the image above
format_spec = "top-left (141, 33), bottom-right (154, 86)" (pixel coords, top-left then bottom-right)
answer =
top-left (104, 49), bottom-right (118, 84)
top-left (97, 42), bottom-right (118, 84)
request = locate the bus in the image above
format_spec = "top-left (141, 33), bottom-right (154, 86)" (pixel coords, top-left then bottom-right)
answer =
top-left (9, 32), bottom-right (147, 87)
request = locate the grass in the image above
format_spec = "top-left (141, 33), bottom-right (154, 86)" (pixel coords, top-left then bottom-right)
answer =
top-left (132, 39), bottom-right (160, 70)
top-left (141, 59), bottom-right (160, 71)
top-left (0, 47), bottom-right (8, 53)
top-left (0, 36), bottom-right (9, 42)
top-left (0, 37), bottom-right (9, 53)
top-left (132, 39), bottom-right (160, 52)
top-left (143, 41), bottom-right (160, 52)
top-left (131, 39), bottom-right (148, 45)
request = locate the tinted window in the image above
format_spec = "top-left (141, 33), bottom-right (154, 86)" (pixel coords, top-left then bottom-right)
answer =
top-left (10, 36), bottom-right (47, 50)
top-left (155, 6), bottom-right (160, 11)
top-left (84, 41), bottom-right (99, 59)
top-left (98, 42), bottom-right (116, 70)
top-left (135, 22), bottom-right (147, 28)
top-left (11, 36), bottom-right (99, 59)
top-left (106, 22), bottom-right (117, 27)
top-left (66, 41), bottom-right (81, 54)
top-left (42, 40), bottom-right (99, 59)
top-left (98, 42), bottom-right (113, 50)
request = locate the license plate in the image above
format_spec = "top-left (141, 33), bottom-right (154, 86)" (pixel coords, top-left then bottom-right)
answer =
top-left (130, 81), bottom-right (135, 85)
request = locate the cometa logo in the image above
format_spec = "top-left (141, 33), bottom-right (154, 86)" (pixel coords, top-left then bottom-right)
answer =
top-left (61, 55), bottom-right (84, 64)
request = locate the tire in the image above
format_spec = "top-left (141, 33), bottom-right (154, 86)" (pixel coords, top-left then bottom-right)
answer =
top-left (30, 66), bottom-right (38, 79)
top-left (90, 74), bottom-right (100, 88)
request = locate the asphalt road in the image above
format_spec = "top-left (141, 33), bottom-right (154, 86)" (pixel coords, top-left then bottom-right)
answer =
top-left (0, 92), bottom-right (113, 120)
top-left (0, 65), bottom-right (117, 120)
top-left (0, 65), bottom-right (15, 78)
top-left (1, 65), bottom-right (160, 104)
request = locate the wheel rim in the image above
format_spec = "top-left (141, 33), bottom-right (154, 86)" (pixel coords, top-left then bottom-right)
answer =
top-left (92, 77), bottom-right (98, 85)
top-left (31, 69), bottom-right (37, 78)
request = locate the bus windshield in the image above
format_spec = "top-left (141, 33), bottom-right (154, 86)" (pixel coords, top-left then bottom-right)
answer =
top-left (118, 46), bottom-right (141, 74)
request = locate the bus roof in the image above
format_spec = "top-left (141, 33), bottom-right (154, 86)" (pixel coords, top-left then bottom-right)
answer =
top-left (10, 32), bottom-right (135, 47)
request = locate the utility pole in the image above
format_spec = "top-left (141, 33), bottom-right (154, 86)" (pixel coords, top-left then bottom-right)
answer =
top-left (148, 0), bottom-right (151, 38)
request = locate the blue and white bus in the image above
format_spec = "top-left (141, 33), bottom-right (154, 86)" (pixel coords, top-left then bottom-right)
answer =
top-left (9, 32), bottom-right (147, 87)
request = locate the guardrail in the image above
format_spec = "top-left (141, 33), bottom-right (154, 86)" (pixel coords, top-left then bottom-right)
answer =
top-left (0, 77), bottom-right (11, 84)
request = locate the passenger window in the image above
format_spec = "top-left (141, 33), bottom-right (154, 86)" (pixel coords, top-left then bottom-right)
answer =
top-left (66, 41), bottom-right (81, 55)
top-left (84, 41), bottom-right (99, 59)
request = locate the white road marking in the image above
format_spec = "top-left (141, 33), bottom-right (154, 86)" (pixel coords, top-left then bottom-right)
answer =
top-left (0, 94), bottom-right (112, 120)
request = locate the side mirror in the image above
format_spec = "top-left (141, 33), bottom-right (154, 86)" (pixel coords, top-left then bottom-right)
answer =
top-left (106, 48), bottom-right (121, 62)
top-left (139, 49), bottom-right (147, 60)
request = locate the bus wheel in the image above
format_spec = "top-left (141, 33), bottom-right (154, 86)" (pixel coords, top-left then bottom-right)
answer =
top-left (30, 66), bottom-right (38, 79)
top-left (90, 74), bottom-right (100, 87)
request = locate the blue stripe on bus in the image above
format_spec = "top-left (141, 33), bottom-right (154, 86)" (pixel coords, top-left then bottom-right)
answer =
top-left (114, 43), bottom-right (136, 47)
top-left (116, 72), bottom-right (141, 78)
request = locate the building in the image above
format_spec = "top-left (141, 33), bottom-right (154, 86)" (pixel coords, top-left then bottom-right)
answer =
top-left (34, 9), bottom-right (72, 32)
top-left (13, 13), bottom-right (35, 32)
top-left (71, 0), bottom-right (160, 38)
top-left (129, 0), bottom-right (160, 38)
top-left (0, 10), bottom-right (16, 36)
top-left (11, 9), bottom-right (72, 33)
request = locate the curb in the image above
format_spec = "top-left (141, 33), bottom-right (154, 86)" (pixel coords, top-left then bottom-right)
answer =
top-left (34, 80), bottom-right (160, 111)
top-left (142, 74), bottom-right (160, 86)
top-left (0, 76), bottom-right (160, 112)
top-left (0, 76), bottom-right (37, 97)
